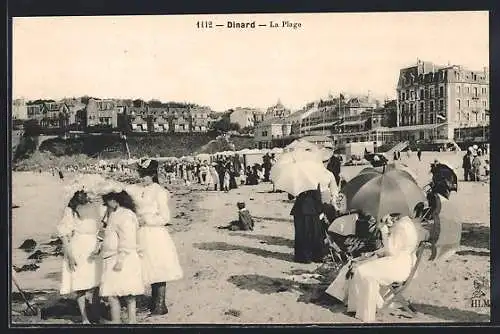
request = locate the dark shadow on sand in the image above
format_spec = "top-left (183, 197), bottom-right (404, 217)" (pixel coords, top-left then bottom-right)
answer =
top-left (193, 242), bottom-right (294, 262)
top-left (456, 250), bottom-right (490, 257)
top-left (227, 273), bottom-right (344, 313)
top-left (411, 303), bottom-right (490, 322)
top-left (253, 216), bottom-right (292, 223)
top-left (228, 232), bottom-right (294, 248)
top-left (461, 223), bottom-right (490, 250)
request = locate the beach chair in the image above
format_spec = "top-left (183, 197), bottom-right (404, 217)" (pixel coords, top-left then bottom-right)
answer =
top-left (379, 241), bottom-right (427, 317)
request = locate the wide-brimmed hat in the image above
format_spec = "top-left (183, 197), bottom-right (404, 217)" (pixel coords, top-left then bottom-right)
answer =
top-left (137, 157), bottom-right (159, 176)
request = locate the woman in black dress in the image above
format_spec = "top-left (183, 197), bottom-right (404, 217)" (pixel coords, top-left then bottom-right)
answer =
top-left (290, 186), bottom-right (326, 263)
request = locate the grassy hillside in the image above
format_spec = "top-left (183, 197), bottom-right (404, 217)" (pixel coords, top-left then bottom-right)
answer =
top-left (19, 133), bottom-right (255, 161)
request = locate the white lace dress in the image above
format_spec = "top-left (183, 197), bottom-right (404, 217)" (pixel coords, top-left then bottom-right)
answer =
top-left (57, 206), bottom-right (102, 295)
top-left (131, 183), bottom-right (184, 284)
top-left (100, 207), bottom-right (144, 297)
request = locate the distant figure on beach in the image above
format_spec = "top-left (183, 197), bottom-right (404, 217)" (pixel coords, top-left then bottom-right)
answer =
top-left (57, 190), bottom-right (104, 324)
top-left (209, 163), bottom-right (219, 191)
top-left (58, 170), bottom-right (65, 180)
top-left (219, 202), bottom-right (255, 231)
top-left (471, 151), bottom-right (482, 182)
top-left (417, 148), bottom-right (422, 161)
top-left (462, 148), bottom-right (473, 181)
top-left (223, 168), bottom-right (230, 192)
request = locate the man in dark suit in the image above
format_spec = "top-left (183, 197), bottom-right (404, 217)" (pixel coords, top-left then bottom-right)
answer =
top-left (326, 154), bottom-right (341, 186)
top-left (462, 149), bottom-right (473, 181)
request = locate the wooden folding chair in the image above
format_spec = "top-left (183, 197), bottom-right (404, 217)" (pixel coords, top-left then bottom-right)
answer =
top-left (379, 242), bottom-right (427, 317)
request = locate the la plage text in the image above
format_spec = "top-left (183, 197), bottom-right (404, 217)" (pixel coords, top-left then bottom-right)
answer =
top-left (196, 20), bottom-right (302, 30)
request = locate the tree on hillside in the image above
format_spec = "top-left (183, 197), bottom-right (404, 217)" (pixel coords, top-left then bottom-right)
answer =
top-left (80, 96), bottom-right (93, 104)
top-left (148, 99), bottom-right (163, 108)
top-left (240, 126), bottom-right (255, 134)
top-left (133, 99), bottom-right (146, 108)
top-left (210, 117), bottom-right (241, 133)
top-left (23, 119), bottom-right (41, 136)
top-left (26, 99), bottom-right (55, 105)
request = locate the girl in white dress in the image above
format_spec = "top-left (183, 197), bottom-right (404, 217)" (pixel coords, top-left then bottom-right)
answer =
top-left (132, 158), bottom-right (183, 315)
top-left (58, 190), bottom-right (103, 324)
top-left (100, 190), bottom-right (144, 324)
top-left (326, 214), bottom-right (419, 322)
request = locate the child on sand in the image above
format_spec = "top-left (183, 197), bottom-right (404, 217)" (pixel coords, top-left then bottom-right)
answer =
top-left (100, 190), bottom-right (144, 324)
top-left (218, 202), bottom-right (255, 231)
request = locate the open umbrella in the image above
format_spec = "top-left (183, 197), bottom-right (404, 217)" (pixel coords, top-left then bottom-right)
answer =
top-left (271, 150), bottom-right (331, 196)
top-left (360, 163), bottom-right (418, 184)
top-left (274, 148), bottom-right (323, 165)
top-left (341, 168), bottom-right (426, 221)
top-left (284, 139), bottom-right (320, 152)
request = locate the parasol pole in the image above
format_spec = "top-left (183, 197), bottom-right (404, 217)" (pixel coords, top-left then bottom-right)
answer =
top-left (12, 269), bottom-right (38, 315)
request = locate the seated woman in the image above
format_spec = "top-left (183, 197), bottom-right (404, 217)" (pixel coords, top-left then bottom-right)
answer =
top-left (326, 213), bottom-right (419, 322)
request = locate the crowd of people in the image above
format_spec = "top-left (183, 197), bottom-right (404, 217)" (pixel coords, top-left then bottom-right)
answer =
top-left (462, 145), bottom-right (489, 181)
top-left (161, 153), bottom-right (279, 191)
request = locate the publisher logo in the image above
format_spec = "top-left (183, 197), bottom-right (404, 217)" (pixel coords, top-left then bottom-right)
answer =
top-left (470, 276), bottom-right (490, 308)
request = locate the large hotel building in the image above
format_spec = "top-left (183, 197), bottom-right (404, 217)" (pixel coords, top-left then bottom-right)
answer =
top-left (396, 60), bottom-right (489, 143)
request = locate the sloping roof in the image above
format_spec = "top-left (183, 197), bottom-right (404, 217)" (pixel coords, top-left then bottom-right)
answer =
top-left (300, 135), bottom-right (333, 143)
top-left (342, 120), bottom-right (366, 126)
top-left (258, 117), bottom-right (291, 126)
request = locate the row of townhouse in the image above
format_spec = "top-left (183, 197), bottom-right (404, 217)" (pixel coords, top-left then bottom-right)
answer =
top-left (126, 105), bottom-right (215, 133)
top-left (14, 98), bottom-right (218, 133)
top-left (254, 59), bottom-right (490, 149)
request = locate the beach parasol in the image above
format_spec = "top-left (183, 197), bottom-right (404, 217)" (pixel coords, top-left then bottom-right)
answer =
top-left (271, 150), bottom-right (332, 196)
top-left (196, 153), bottom-right (211, 162)
top-left (341, 168), bottom-right (426, 222)
top-left (284, 139), bottom-right (320, 153)
top-left (359, 163), bottom-right (419, 185)
top-left (270, 147), bottom-right (284, 154)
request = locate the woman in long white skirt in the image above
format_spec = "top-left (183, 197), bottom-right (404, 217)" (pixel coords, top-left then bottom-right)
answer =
top-left (326, 214), bottom-right (419, 322)
top-left (58, 190), bottom-right (103, 324)
top-left (131, 158), bottom-right (183, 315)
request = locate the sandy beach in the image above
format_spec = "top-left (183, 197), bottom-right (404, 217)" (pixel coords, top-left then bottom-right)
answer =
top-left (11, 151), bottom-right (490, 324)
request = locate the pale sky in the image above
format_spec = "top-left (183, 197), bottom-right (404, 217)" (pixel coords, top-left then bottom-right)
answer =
top-left (12, 11), bottom-right (489, 111)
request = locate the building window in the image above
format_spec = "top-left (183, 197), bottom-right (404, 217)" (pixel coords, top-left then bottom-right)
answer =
top-left (410, 91), bottom-right (415, 100)
top-left (474, 87), bottom-right (478, 97)
top-left (429, 101), bottom-right (434, 112)
top-left (401, 104), bottom-right (405, 113)
top-left (430, 87), bottom-right (434, 98)
top-left (466, 86), bottom-right (470, 94)
top-left (457, 86), bottom-right (461, 94)
top-left (425, 89), bottom-right (429, 99)
top-left (420, 102), bottom-right (424, 112)
top-left (439, 100), bottom-right (444, 111)
top-left (439, 86), bottom-right (444, 98)
top-left (456, 99), bottom-right (461, 109)
top-left (406, 90), bottom-right (409, 100)
top-left (420, 89), bottom-right (424, 100)
top-left (467, 100), bottom-right (470, 108)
